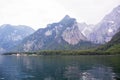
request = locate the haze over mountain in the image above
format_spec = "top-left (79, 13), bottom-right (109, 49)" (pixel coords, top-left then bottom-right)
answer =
top-left (89, 5), bottom-right (120, 44)
top-left (0, 0), bottom-right (119, 30)
top-left (0, 5), bottom-right (120, 53)
top-left (17, 15), bottom-right (97, 51)
top-left (16, 5), bottom-right (120, 52)
top-left (97, 29), bottom-right (120, 53)
top-left (0, 24), bottom-right (35, 53)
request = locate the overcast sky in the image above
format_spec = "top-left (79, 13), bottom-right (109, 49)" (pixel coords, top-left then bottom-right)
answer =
top-left (0, 0), bottom-right (120, 30)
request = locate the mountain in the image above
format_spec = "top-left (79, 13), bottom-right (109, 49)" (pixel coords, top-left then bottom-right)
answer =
top-left (89, 5), bottom-right (120, 44)
top-left (4, 5), bottom-right (120, 52)
top-left (18, 15), bottom-right (98, 52)
top-left (97, 29), bottom-right (120, 53)
top-left (78, 23), bottom-right (95, 39)
top-left (0, 24), bottom-right (35, 53)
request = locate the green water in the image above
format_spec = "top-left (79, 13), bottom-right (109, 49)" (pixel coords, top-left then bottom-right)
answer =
top-left (0, 55), bottom-right (120, 80)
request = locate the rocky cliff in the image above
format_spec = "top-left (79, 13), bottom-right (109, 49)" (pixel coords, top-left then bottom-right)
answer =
top-left (0, 24), bottom-right (35, 53)
top-left (18, 15), bottom-right (97, 51)
top-left (89, 5), bottom-right (120, 44)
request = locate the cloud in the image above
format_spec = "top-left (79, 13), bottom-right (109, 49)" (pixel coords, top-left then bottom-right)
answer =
top-left (0, 0), bottom-right (120, 30)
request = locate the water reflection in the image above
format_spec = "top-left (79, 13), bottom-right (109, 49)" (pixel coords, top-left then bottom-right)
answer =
top-left (44, 76), bottom-right (54, 80)
top-left (0, 56), bottom-right (40, 80)
top-left (64, 65), bottom-right (81, 80)
top-left (0, 56), bottom-right (120, 80)
top-left (64, 65), bottom-right (115, 80)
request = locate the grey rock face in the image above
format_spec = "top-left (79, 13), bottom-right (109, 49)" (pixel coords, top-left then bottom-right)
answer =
top-left (20, 15), bottom-right (86, 51)
top-left (16, 5), bottom-right (120, 51)
top-left (62, 22), bottom-right (86, 45)
top-left (0, 24), bottom-right (35, 53)
top-left (89, 5), bottom-right (120, 44)
top-left (78, 23), bottom-right (95, 39)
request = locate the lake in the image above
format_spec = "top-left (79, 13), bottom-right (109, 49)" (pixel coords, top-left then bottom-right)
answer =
top-left (0, 55), bottom-right (120, 80)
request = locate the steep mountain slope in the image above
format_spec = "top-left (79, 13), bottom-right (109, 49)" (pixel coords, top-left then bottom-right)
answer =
top-left (78, 23), bottom-right (95, 39)
top-left (0, 24), bottom-right (35, 53)
top-left (18, 15), bottom-right (97, 51)
top-left (89, 5), bottom-right (120, 44)
top-left (97, 29), bottom-right (120, 53)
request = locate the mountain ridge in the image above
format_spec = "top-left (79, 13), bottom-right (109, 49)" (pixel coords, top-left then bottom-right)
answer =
top-left (0, 24), bottom-right (35, 53)
top-left (16, 5), bottom-right (120, 52)
top-left (97, 29), bottom-right (120, 53)
top-left (17, 15), bottom-right (98, 52)
top-left (1, 5), bottom-right (120, 53)
top-left (89, 5), bottom-right (120, 44)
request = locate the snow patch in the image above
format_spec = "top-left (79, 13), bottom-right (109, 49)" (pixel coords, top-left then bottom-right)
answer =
top-left (82, 27), bottom-right (92, 37)
top-left (45, 30), bottom-right (52, 36)
top-left (117, 10), bottom-right (120, 13)
top-left (108, 28), bottom-right (113, 33)
top-left (23, 41), bottom-right (34, 51)
top-left (108, 21), bottom-right (114, 24)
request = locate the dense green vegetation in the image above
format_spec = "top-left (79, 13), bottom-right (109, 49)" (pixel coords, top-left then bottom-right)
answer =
top-left (3, 50), bottom-right (114, 55)
top-left (97, 30), bottom-right (120, 54)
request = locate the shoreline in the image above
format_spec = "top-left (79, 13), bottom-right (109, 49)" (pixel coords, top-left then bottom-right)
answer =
top-left (2, 50), bottom-right (120, 56)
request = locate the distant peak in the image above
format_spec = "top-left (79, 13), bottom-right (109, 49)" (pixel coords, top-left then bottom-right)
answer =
top-left (113, 5), bottom-right (120, 11)
top-left (63, 15), bottom-right (70, 19)
top-left (1, 24), bottom-right (11, 27)
top-left (116, 5), bottom-right (120, 9)
top-left (117, 5), bottom-right (120, 8)
top-left (60, 15), bottom-right (76, 23)
top-left (0, 24), bottom-right (13, 28)
top-left (62, 15), bottom-right (71, 20)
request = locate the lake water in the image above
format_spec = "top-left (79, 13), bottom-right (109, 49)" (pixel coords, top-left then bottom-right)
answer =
top-left (0, 55), bottom-right (120, 80)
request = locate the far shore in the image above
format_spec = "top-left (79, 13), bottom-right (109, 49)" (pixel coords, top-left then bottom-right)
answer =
top-left (2, 50), bottom-right (120, 56)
